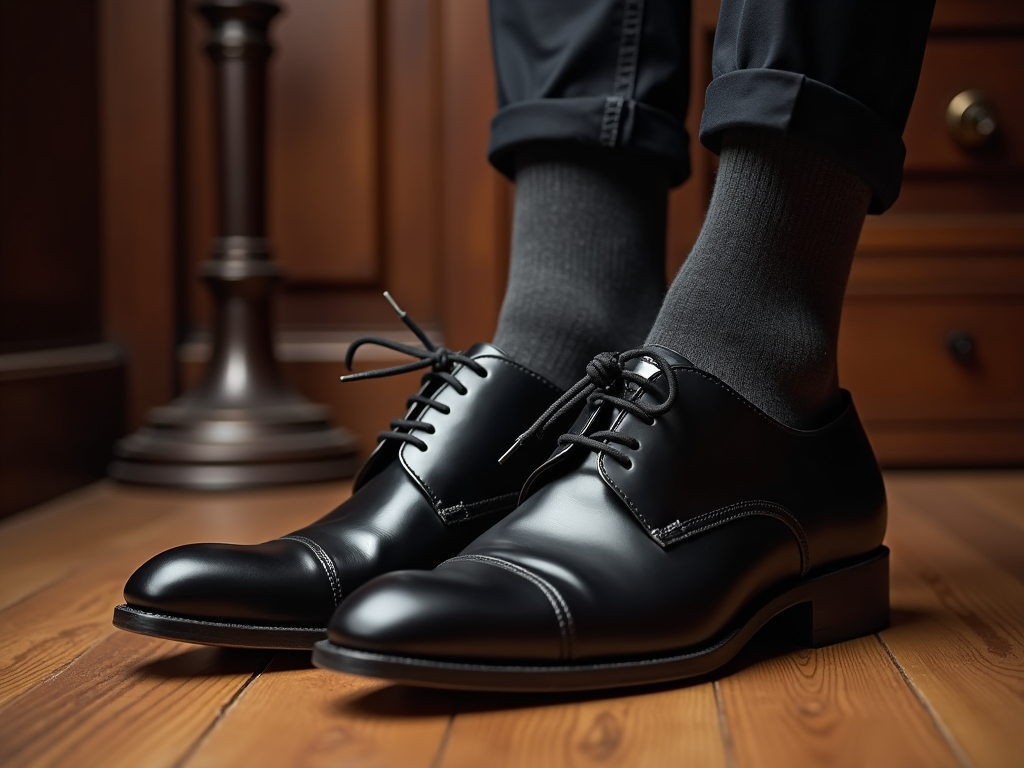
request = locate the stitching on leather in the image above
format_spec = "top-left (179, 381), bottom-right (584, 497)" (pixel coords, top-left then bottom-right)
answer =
top-left (402, 355), bottom-right (562, 517)
top-left (281, 535), bottom-right (343, 606)
top-left (115, 605), bottom-right (325, 632)
top-left (592, 366), bottom-right (811, 575)
top-left (472, 355), bottom-right (563, 393)
top-left (652, 501), bottom-right (811, 577)
top-left (597, 383), bottom-right (650, 527)
top-left (441, 554), bottom-right (575, 660)
top-left (438, 492), bottom-right (519, 523)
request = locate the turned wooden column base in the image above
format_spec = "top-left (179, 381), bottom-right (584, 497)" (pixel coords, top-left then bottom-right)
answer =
top-left (109, 399), bottom-right (360, 491)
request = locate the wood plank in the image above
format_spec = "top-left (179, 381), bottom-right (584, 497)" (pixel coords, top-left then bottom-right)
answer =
top-left (0, 479), bottom-right (350, 610)
top-left (717, 635), bottom-right (960, 768)
top-left (887, 472), bottom-right (1024, 583)
top-left (439, 685), bottom-right (726, 768)
top-left (0, 483), bottom-right (174, 609)
top-left (939, 471), bottom-right (1024, 531)
top-left (0, 480), bottom-right (351, 705)
top-left (881, 481), bottom-right (1024, 768)
top-left (184, 658), bottom-right (454, 768)
top-left (0, 632), bottom-right (269, 768)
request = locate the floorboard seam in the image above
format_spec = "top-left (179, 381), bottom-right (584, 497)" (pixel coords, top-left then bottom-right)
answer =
top-left (0, 627), bottom-right (115, 716)
top-left (429, 703), bottom-right (458, 768)
top-left (172, 652), bottom-right (274, 768)
top-left (875, 633), bottom-right (973, 768)
top-left (713, 680), bottom-right (737, 768)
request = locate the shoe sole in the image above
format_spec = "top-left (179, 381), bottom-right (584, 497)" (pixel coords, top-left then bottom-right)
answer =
top-left (311, 546), bottom-right (889, 691)
top-left (112, 604), bottom-right (325, 650)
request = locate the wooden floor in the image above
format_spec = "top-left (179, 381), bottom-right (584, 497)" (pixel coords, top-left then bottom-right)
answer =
top-left (0, 472), bottom-right (1022, 768)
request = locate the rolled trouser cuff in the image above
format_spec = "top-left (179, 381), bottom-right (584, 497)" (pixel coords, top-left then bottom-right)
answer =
top-left (488, 96), bottom-right (691, 187)
top-left (699, 69), bottom-right (905, 214)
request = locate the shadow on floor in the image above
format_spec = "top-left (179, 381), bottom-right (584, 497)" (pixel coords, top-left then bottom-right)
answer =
top-left (135, 647), bottom-right (312, 679)
top-left (338, 604), bottom-right (934, 718)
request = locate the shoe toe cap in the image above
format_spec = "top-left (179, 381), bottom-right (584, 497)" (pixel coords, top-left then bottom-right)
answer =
top-left (327, 559), bottom-right (567, 662)
top-left (124, 540), bottom-right (337, 626)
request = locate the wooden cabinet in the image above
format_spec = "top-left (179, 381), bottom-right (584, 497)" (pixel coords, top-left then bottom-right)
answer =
top-left (838, 6), bottom-right (1024, 464)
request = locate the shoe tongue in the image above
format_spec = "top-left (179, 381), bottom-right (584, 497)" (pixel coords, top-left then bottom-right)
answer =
top-left (625, 345), bottom-right (692, 379)
top-left (464, 341), bottom-right (505, 359)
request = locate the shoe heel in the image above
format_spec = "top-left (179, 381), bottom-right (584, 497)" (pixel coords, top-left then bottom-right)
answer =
top-left (805, 547), bottom-right (890, 648)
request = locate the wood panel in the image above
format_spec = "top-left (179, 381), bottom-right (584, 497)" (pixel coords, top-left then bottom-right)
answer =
top-left (0, 351), bottom-right (124, 518)
top-left (268, 0), bottom-right (379, 284)
top-left (181, 0), bottom-right (444, 332)
top-left (0, 0), bottom-right (102, 354)
top-left (100, 0), bottom-right (177, 430)
top-left (439, 0), bottom-right (510, 352)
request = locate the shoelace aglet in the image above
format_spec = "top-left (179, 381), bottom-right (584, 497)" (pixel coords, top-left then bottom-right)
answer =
top-left (498, 435), bottom-right (526, 465)
top-left (383, 291), bottom-right (405, 318)
top-left (383, 291), bottom-right (435, 352)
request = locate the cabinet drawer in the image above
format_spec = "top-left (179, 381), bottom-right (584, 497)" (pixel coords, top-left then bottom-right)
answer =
top-left (839, 295), bottom-right (1024, 420)
top-left (903, 37), bottom-right (1024, 172)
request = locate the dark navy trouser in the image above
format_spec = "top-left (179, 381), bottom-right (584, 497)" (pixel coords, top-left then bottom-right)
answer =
top-left (487, 0), bottom-right (935, 213)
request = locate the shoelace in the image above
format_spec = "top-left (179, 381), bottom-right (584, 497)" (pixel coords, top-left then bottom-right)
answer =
top-left (340, 292), bottom-right (486, 451)
top-left (499, 348), bottom-right (677, 468)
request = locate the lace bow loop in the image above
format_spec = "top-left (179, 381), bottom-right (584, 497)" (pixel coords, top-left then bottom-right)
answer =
top-left (339, 292), bottom-right (486, 451)
top-left (499, 347), bottom-right (677, 466)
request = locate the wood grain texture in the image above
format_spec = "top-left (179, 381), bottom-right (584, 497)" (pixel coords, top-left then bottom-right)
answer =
top-left (0, 480), bottom-right (350, 610)
top-left (440, 685), bottom-right (726, 768)
top-left (269, 0), bottom-right (379, 283)
top-left (439, 0), bottom-right (509, 352)
top-left (2, 475), bottom-right (1022, 767)
top-left (718, 636), bottom-right (962, 768)
top-left (0, 632), bottom-right (269, 768)
top-left (185, 659), bottom-right (454, 768)
top-left (881, 475), bottom-right (1024, 768)
top-left (0, 480), bottom-right (351, 706)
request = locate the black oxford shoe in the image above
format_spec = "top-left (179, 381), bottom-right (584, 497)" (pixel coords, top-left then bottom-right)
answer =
top-left (313, 345), bottom-right (890, 690)
top-left (113, 333), bottom-right (566, 649)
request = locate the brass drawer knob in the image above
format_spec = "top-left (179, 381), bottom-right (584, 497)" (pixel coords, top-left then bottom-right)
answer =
top-left (946, 89), bottom-right (997, 148)
top-left (946, 330), bottom-right (977, 364)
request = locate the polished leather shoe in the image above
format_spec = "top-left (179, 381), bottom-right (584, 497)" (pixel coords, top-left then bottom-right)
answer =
top-left (113, 333), bottom-right (566, 649)
top-left (313, 345), bottom-right (889, 690)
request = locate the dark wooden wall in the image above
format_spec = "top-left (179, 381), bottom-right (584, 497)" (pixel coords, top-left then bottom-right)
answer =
top-left (0, 0), bottom-right (125, 516)
top-left (2, 0), bottom-right (1022, 517)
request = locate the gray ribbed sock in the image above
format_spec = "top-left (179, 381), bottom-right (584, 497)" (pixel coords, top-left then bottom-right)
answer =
top-left (646, 129), bottom-right (871, 428)
top-left (493, 149), bottom-right (668, 391)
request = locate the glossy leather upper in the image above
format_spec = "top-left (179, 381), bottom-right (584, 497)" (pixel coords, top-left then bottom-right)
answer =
top-left (328, 346), bottom-right (886, 661)
top-left (124, 344), bottom-right (564, 626)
